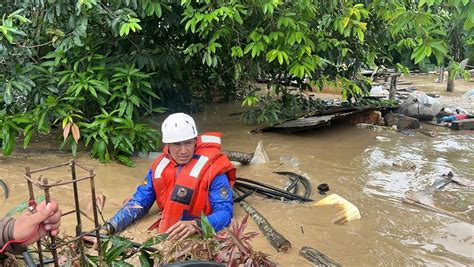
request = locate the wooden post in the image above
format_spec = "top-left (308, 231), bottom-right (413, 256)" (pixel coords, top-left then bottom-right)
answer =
top-left (389, 74), bottom-right (399, 101)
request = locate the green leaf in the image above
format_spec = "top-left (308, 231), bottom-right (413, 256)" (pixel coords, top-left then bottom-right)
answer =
top-left (430, 41), bottom-right (447, 55)
top-left (128, 95), bottom-right (140, 107)
top-left (411, 46), bottom-right (426, 64)
top-left (38, 112), bottom-right (49, 133)
top-left (108, 235), bottom-right (132, 247)
top-left (23, 129), bottom-right (34, 149)
top-left (277, 52), bottom-right (283, 65)
top-left (342, 17), bottom-right (350, 28)
top-left (243, 43), bottom-right (254, 54)
top-left (126, 104), bottom-right (133, 118)
top-left (118, 101), bottom-right (127, 117)
top-left (98, 141), bottom-right (107, 162)
top-left (2, 132), bottom-right (15, 155)
top-left (430, 29), bottom-right (446, 36)
top-left (4, 83), bottom-right (13, 105)
top-left (119, 24), bottom-right (129, 37)
top-left (242, 96), bottom-right (258, 106)
top-left (265, 49), bottom-right (278, 62)
top-left (139, 252), bottom-right (153, 267)
top-left (116, 155), bottom-right (135, 167)
top-left (5, 195), bottom-right (45, 217)
top-left (140, 234), bottom-right (168, 249)
top-left (200, 213), bottom-right (215, 239)
top-left (89, 86), bottom-right (98, 98)
top-left (356, 28), bottom-right (364, 43)
top-left (154, 3), bottom-right (162, 17)
top-left (111, 260), bottom-right (134, 267)
top-left (4, 32), bottom-right (14, 44)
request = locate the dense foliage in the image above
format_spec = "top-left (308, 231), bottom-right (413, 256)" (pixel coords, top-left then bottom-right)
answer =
top-left (1, 0), bottom-right (473, 162)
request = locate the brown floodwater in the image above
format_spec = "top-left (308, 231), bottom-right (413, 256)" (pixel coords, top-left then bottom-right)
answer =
top-left (1, 76), bottom-right (473, 266)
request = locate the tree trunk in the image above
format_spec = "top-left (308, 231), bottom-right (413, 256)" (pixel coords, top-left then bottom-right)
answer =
top-left (237, 198), bottom-right (291, 252)
top-left (447, 70), bottom-right (454, 92)
top-left (437, 66), bottom-right (444, 83)
top-left (299, 246), bottom-right (341, 267)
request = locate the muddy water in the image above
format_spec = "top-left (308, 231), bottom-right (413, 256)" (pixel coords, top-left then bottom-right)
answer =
top-left (1, 77), bottom-right (474, 266)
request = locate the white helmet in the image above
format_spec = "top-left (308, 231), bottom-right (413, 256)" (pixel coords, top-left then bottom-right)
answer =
top-left (161, 113), bottom-right (198, 143)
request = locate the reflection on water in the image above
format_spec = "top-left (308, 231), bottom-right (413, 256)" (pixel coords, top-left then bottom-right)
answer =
top-left (0, 102), bottom-right (473, 266)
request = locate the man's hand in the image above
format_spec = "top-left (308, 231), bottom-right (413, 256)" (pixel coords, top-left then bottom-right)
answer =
top-left (166, 220), bottom-right (199, 241)
top-left (13, 201), bottom-right (62, 246)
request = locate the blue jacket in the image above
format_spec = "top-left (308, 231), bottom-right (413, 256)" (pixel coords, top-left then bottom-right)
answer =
top-left (108, 168), bottom-right (233, 233)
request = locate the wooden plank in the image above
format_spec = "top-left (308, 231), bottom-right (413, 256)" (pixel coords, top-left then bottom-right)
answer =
top-left (254, 104), bottom-right (398, 133)
top-left (271, 113), bottom-right (344, 128)
top-left (396, 81), bottom-right (413, 85)
top-left (259, 111), bottom-right (358, 133)
top-left (451, 119), bottom-right (474, 130)
top-left (423, 121), bottom-right (449, 128)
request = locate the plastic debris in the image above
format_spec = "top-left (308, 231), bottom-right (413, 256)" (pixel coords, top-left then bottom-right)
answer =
top-left (279, 155), bottom-right (300, 167)
top-left (463, 89), bottom-right (474, 98)
top-left (314, 194), bottom-right (361, 224)
top-left (398, 92), bottom-right (442, 119)
top-left (250, 141), bottom-right (270, 165)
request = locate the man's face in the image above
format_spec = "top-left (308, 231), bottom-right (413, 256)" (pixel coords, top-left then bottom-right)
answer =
top-left (168, 138), bottom-right (196, 165)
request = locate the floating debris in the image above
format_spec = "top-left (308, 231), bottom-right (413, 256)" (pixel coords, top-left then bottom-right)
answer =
top-left (376, 136), bottom-right (391, 142)
top-left (314, 194), bottom-right (361, 225)
top-left (300, 246), bottom-right (341, 267)
top-left (393, 160), bottom-right (416, 170)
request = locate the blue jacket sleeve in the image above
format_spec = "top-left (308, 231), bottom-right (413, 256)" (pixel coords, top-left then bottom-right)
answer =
top-left (206, 173), bottom-right (233, 232)
top-left (108, 169), bottom-right (156, 232)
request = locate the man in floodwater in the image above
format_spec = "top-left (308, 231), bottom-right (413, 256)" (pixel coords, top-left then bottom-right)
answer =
top-left (106, 113), bottom-right (235, 240)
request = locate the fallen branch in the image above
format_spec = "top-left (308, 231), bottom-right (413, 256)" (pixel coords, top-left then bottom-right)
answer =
top-left (417, 128), bottom-right (436, 137)
top-left (237, 197), bottom-right (291, 252)
top-left (223, 150), bottom-right (254, 165)
top-left (299, 246), bottom-right (340, 267)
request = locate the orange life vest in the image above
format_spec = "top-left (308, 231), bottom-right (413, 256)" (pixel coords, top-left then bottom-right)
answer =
top-left (150, 132), bottom-right (236, 233)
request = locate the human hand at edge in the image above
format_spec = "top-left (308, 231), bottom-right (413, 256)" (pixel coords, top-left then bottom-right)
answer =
top-left (166, 220), bottom-right (199, 241)
top-left (13, 201), bottom-right (62, 246)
